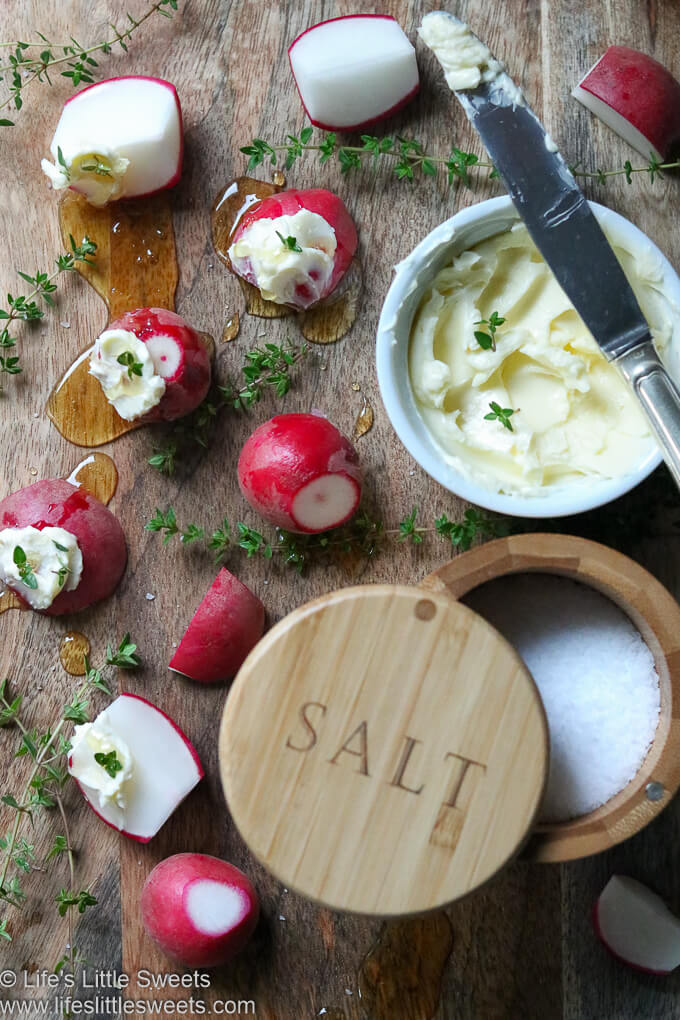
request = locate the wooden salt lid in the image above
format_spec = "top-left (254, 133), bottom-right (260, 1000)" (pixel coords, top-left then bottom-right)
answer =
top-left (219, 584), bottom-right (549, 916)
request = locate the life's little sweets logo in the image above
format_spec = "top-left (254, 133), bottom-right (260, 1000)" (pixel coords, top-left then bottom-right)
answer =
top-left (285, 700), bottom-right (487, 851)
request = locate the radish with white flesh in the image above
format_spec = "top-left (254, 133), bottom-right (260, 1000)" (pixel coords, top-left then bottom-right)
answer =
top-left (573, 47), bottom-right (680, 160)
top-left (594, 875), bottom-right (680, 974)
top-left (228, 188), bottom-right (357, 310)
top-left (68, 693), bottom-right (203, 843)
top-left (141, 853), bottom-right (259, 967)
top-left (41, 76), bottom-right (183, 206)
top-left (238, 413), bottom-right (362, 533)
top-left (289, 15), bottom-right (419, 131)
top-left (89, 307), bottom-right (211, 423)
top-left (169, 568), bottom-right (265, 684)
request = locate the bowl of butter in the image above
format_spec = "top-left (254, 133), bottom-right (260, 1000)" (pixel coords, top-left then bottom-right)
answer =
top-left (376, 195), bottom-right (680, 517)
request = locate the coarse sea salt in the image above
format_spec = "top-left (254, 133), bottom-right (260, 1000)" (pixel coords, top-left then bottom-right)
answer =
top-left (463, 573), bottom-right (660, 823)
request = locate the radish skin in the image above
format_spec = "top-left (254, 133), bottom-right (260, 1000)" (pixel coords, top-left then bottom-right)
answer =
top-left (169, 569), bottom-right (265, 684)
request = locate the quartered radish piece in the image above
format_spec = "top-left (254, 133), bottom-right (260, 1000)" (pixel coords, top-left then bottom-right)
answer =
top-left (573, 47), bottom-right (680, 160)
top-left (594, 875), bottom-right (680, 974)
top-left (68, 693), bottom-right (203, 843)
top-left (141, 853), bottom-right (259, 967)
top-left (288, 15), bottom-right (420, 131)
top-left (169, 568), bottom-right (265, 684)
top-left (41, 76), bottom-right (183, 206)
top-left (238, 413), bottom-right (362, 533)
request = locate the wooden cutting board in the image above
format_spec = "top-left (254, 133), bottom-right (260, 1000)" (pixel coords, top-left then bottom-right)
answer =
top-left (1, 1), bottom-right (680, 1018)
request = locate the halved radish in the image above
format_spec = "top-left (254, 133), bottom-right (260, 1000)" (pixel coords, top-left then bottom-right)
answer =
top-left (0, 479), bottom-right (126, 616)
top-left (573, 47), bottom-right (680, 160)
top-left (141, 853), bottom-right (259, 967)
top-left (228, 188), bottom-right (358, 310)
top-left (594, 875), bottom-right (680, 974)
top-left (169, 568), bottom-right (265, 684)
top-left (41, 76), bottom-right (183, 206)
top-left (90, 307), bottom-right (211, 422)
top-left (289, 15), bottom-right (420, 131)
top-left (238, 413), bottom-right (362, 533)
top-left (68, 693), bottom-right (203, 843)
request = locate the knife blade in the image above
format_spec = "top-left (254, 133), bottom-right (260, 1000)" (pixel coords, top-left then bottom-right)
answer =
top-left (424, 12), bottom-right (680, 488)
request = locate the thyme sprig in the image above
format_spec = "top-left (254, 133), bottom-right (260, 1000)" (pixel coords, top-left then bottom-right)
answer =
top-left (485, 401), bottom-right (517, 432)
top-left (0, 0), bottom-right (179, 124)
top-left (242, 129), bottom-right (680, 189)
top-left (148, 341), bottom-right (308, 475)
top-left (474, 311), bottom-right (506, 352)
top-left (146, 505), bottom-right (507, 574)
top-left (0, 635), bottom-right (140, 967)
top-left (0, 234), bottom-right (97, 389)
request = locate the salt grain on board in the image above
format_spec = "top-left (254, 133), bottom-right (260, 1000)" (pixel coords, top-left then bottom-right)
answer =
top-left (464, 574), bottom-right (660, 822)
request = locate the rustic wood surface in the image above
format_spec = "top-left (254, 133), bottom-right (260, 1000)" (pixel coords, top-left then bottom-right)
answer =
top-left (1, 1), bottom-right (680, 1018)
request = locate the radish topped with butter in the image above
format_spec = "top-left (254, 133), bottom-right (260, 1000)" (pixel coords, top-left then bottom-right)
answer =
top-left (89, 307), bottom-right (211, 422)
top-left (68, 693), bottom-right (203, 843)
top-left (0, 479), bottom-right (126, 615)
top-left (41, 76), bottom-right (183, 206)
top-left (289, 15), bottom-right (419, 131)
top-left (228, 188), bottom-right (357, 309)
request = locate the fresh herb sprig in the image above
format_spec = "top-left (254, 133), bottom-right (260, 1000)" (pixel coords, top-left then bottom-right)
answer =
top-left (276, 231), bottom-right (302, 253)
top-left (146, 504), bottom-right (508, 574)
top-left (474, 311), bottom-right (506, 352)
top-left (485, 401), bottom-right (518, 432)
top-left (0, 234), bottom-right (97, 388)
top-left (117, 351), bottom-right (143, 378)
top-left (242, 129), bottom-right (680, 189)
top-left (12, 547), bottom-right (37, 590)
top-left (0, 636), bottom-right (140, 969)
top-left (0, 1), bottom-right (180, 124)
top-left (148, 341), bottom-right (308, 475)
top-left (94, 751), bottom-right (123, 779)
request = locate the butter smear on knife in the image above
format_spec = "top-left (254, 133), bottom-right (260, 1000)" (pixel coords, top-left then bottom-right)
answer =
top-left (418, 11), bottom-right (524, 107)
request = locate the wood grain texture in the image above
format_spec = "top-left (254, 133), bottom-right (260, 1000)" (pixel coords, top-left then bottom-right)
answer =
top-left (220, 585), bottom-right (548, 915)
top-left (0, 0), bottom-right (679, 1017)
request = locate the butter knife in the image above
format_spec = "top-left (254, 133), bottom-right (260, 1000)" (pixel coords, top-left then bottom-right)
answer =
top-left (423, 12), bottom-right (680, 489)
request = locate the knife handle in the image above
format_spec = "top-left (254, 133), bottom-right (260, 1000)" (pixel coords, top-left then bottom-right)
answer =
top-left (616, 343), bottom-right (680, 491)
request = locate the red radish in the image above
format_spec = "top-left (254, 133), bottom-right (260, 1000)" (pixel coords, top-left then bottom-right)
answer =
top-left (169, 568), bottom-right (265, 684)
top-left (572, 47), bottom-right (680, 160)
top-left (141, 853), bottom-right (259, 968)
top-left (288, 15), bottom-right (420, 131)
top-left (0, 479), bottom-right (126, 616)
top-left (93, 307), bottom-right (212, 422)
top-left (68, 693), bottom-right (203, 843)
top-left (41, 76), bottom-right (183, 206)
top-left (594, 875), bottom-right (680, 974)
top-left (238, 413), bottom-right (362, 533)
top-left (228, 189), bottom-right (358, 310)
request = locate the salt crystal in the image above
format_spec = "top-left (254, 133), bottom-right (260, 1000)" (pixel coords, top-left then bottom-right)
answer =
top-left (145, 593), bottom-right (156, 601)
top-left (60, 321), bottom-right (70, 328)
top-left (464, 574), bottom-right (660, 823)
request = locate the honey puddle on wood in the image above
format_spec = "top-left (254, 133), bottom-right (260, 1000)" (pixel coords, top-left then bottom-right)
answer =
top-left (353, 397), bottom-right (374, 440)
top-left (0, 590), bottom-right (26, 616)
top-left (222, 312), bottom-right (240, 342)
top-left (357, 915), bottom-right (453, 1020)
top-left (66, 452), bottom-right (118, 505)
top-left (59, 632), bottom-right (91, 676)
top-left (211, 177), bottom-right (361, 343)
top-left (47, 192), bottom-right (178, 448)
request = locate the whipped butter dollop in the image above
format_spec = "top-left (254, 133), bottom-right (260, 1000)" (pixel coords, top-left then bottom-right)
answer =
top-left (68, 719), bottom-right (134, 828)
top-left (229, 208), bottom-right (337, 308)
top-left (89, 328), bottom-right (165, 421)
top-left (409, 222), bottom-right (678, 495)
top-left (418, 11), bottom-right (503, 91)
top-left (0, 525), bottom-right (83, 610)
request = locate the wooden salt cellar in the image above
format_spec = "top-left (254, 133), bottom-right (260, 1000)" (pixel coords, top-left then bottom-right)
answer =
top-left (219, 584), bottom-right (548, 916)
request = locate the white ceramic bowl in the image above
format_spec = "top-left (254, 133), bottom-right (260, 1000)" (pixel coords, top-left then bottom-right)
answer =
top-left (376, 196), bottom-right (680, 518)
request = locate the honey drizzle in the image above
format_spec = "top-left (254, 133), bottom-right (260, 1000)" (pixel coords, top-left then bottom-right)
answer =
top-left (47, 192), bottom-right (179, 448)
top-left (59, 632), bottom-right (91, 676)
top-left (0, 589), bottom-right (26, 615)
top-left (211, 177), bottom-right (361, 343)
top-left (66, 452), bottom-right (118, 505)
